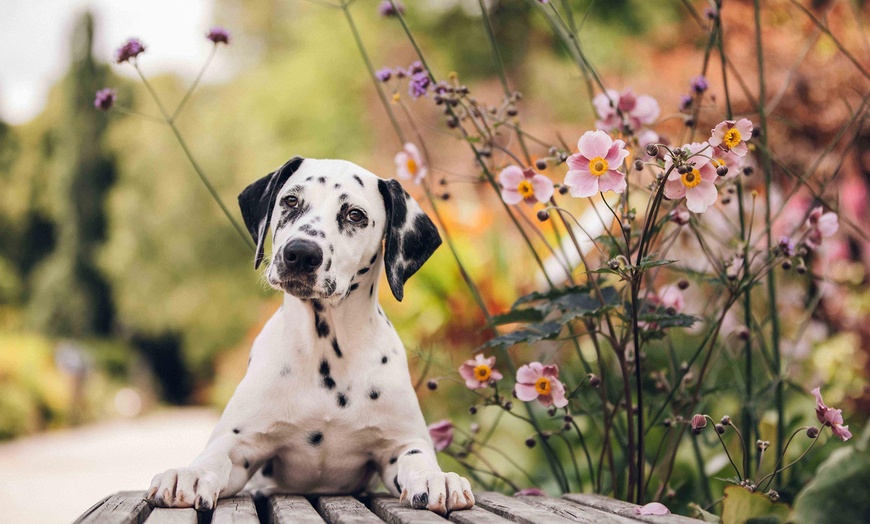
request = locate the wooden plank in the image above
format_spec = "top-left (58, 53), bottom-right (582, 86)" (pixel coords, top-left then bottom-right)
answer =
top-left (316, 496), bottom-right (384, 524)
top-left (518, 496), bottom-right (638, 523)
top-left (269, 495), bottom-right (326, 524)
top-left (563, 494), bottom-right (698, 523)
top-left (367, 493), bottom-right (448, 523)
top-left (75, 491), bottom-right (152, 524)
top-left (144, 508), bottom-right (198, 524)
top-left (474, 492), bottom-right (576, 524)
top-left (448, 506), bottom-right (515, 524)
top-left (212, 494), bottom-right (259, 523)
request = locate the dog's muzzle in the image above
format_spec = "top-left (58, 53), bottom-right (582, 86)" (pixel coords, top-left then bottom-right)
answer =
top-left (281, 239), bottom-right (323, 273)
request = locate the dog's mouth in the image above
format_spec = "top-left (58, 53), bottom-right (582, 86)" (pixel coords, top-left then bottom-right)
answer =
top-left (270, 267), bottom-right (341, 300)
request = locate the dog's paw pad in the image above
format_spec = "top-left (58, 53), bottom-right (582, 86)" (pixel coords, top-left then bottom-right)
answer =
top-left (411, 492), bottom-right (428, 509)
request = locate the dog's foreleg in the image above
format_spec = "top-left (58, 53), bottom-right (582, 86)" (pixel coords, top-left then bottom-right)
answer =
top-left (389, 442), bottom-right (474, 515)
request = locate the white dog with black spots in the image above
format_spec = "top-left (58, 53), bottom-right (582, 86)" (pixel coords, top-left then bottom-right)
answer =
top-left (146, 157), bottom-right (475, 516)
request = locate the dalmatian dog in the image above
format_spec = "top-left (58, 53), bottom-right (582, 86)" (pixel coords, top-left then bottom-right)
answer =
top-left (146, 157), bottom-right (475, 516)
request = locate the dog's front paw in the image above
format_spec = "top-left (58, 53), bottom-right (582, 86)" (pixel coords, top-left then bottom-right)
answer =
top-left (399, 471), bottom-right (474, 515)
top-left (146, 468), bottom-right (223, 511)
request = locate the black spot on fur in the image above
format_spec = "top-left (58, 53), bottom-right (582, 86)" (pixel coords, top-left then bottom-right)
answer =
top-left (324, 258), bottom-right (332, 272)
top-left (233, 428), bottom-right (240, 434)
top-left (275, 197), bottom-right (311, 231)
top-left (337, 393), bottom-right (348, 408)
top-left (369, 389), bottom-right (380, 400)
top-left (381, 356), bottom-right (388, 364)
top-left (323, 376), bottom-right (336, 390)
top-left (357, 267), bottom-right (369, 275)
top-left (314, 312), bottom-right (330, 338)
top-left (393, 476), bottom-right (401, 493)
top-left (331, 338), bottom-right (342, 358)
top-left (369, 284), bottom-right (374, 297)
top-left (333, 183), bottom-right (341, 189)
top-left (312, 300), bottom-right (324, 312)
top-left (329, 244), bottom-right (334, 253)
top-left (262, 459), bottom-right (274, 477)
top-left (308, 431), bottom-right (323, 446)
top-left (405, 449), bottom-right (422, 455)
top-left (299, 223), bottom-right (325, 238)
top-left (319, 359), bottom-right (330, 376)
top-left (280, 364), bottom-right (291, 376)
top-left (389, 456), bottom-right (397, 464)
top-left (317, 176), bottom-right (326, 184)
top-left (339, 193), bottom-right (349, 203)
top-left (353, 174), bottom-right (364, 187)
top-left (348, 283), bottom-right (359, 293)
top-left (305, 176), bottom-right (313, 181)
top-left (244, 459), bottom-right (250, 469)
top-left (369, 253), bottom-right (377, 265)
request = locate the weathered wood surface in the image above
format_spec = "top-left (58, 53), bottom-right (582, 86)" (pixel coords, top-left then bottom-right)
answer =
top-left (77, 490), bottom-right (700, 523)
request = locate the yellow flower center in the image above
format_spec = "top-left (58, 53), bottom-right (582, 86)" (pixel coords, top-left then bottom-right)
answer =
top-left (406, 157), bottom-right (418, 174)
top-left (681, 168), bottom-right (702, 188)
top-left (723, 128), bottom-right (741, 149)
top-left (534, 377), bottom-right (552, 396)
top-left (588, 156), bottom-right (608, 176)
top-left (474, 364), bottom-right (492, 382)
top-left (517, 180), bottom-right (535, 199)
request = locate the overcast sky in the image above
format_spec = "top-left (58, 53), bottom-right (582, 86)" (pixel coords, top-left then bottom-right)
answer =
top-left (0, 0), bottom-right (229, 124)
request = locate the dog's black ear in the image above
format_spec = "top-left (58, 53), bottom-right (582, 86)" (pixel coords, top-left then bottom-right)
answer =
top-left (238, 156), bottom-right (305, 269)
top-left (378, 179), bottom-right (442, 301)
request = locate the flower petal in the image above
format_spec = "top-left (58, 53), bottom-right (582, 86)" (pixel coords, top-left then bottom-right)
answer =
top-left (635, 502), bottom-right (670, 516)
top-left (564, 170), bottom-right (599, 198)
top-left (516, 364), bottom-right (541, 385)
top-left (501, 188), bottom-right (524, 205)
top-left (663, 178), bottom-right (687, 200)
top-left (597, 169), bottom-right (627, 194)
top-left (685, 180), bottom-right (718, 213)
top-left (531, 175), bottom-right (554, 202)
top-left (499, 165), bottom-right (525, 187)
top-left (632, 95), bottom-right (660, 125)
top-left (515, 383), bottom-right (540, 402)
top-left (578, 130), bottom-right (613, 159)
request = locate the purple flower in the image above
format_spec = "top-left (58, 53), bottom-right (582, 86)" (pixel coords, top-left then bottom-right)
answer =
top-left (93, 88), bottom-right (116, 111)
top-left (778, 236), bottom-right (796, 257)
top-left (812, 388), bottom-right (852, 442)
top-left (114, 38), bottom-right (146, 64)
top-left (206, 27), bottom-right (231, 45)
top-left (408, 72), bottom-right (431, 99)
top-left (378, 1), bottom-right (405, 17)
top-left (376, 67), bottom-right (392, 82)
top-left (691, 75), bottom-right (708, 95)
top-left (679, 94), bottom-right (693, 112)
top-left (427, 420), bottom-right (454, 451)
top-left (409, 61), bottom-right (425, 74)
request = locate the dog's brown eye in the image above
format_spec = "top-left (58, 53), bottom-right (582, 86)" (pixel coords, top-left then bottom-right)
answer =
top-left (284, 195), bottom-right (298, 208)
top-left (347, 209), bottom-right (365, 223)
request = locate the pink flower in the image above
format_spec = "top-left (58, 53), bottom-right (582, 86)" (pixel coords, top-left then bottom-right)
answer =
top-left (499, 166), bottom-right (554, 205)
top-left (515, 362), bottom-right (568, 408)
top-left (206, 27), bottom-right (231, 45)
top-left (804, 207), bottom-right (839, 250)
top-left (663, 142), bottom-right (718, 213)
top-left (690, 414), bottom-right (707, 434)
top-left (811, 387), bottom-right (852, 442)
top-left (428, 420), bottom-right (454, 451)
top-left (564, 130), bottom-right (629, 198)
top-left (635, 502), bottom-right (670, 516)
top-left (459, 354), bottom-right (503, 390)
top-left (593, 89), bottom-right (660, 132)
top-left (114, 38), bottom-right (146, 64)
top-left (394, 143), bottom-right (427, 184)
top-left (515, 488), bottom-right (546, 497)
top-left (710, 118), bottom-right (753, 157)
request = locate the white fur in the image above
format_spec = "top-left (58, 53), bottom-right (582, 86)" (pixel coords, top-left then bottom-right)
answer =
top-left (146, 159), bottom-right (473, 515)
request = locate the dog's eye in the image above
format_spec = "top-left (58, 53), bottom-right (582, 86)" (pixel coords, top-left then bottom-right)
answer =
top-left (346, 209), bottom-right (365, 223)
top-left (284, 195), bottom-right (298, 208)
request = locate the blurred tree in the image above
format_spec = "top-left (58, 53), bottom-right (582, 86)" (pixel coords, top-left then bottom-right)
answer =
top-left (28, 12), bottom-right (116, 337)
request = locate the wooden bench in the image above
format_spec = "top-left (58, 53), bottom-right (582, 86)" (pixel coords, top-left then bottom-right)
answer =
top-left (75, 491), bottom-right (699, 523)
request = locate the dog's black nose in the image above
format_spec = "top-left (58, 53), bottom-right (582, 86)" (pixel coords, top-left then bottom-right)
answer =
top-left (282, 240), bottom-right (323, 273)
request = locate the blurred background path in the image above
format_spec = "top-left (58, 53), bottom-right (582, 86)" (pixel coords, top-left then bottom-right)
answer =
top-left (0, 408), bottom-right (218, 523)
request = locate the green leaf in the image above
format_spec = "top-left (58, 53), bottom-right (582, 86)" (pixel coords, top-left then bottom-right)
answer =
top-left (513, 285), bottom-right (591, 307)
top-left (791, 446), bottom-right (870, 524)
top-left (489, 308), bottom-right (545, 325)
top-left (555, 286), bottom-right (620, 322)
top-left (480, 321), bottom-right (562, 349)
top-left (688, 503), bottom-right (722, 523)
top-left (721, 485), bottom-right (790, 524)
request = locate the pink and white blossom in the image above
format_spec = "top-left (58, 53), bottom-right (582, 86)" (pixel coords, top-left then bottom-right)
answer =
top-left (710, 118), bottom-right (753, 157)
top-left (804, 207), bottom-right (839, 250)
top-left (394, 143), bottom-right (427, 184)
top-left (635, 502), bottom-right (671, 516)
top-left (663, 142), bottom-right (719, 213)
top-left (427, 420), bottom-right (454, 451)
top-left (459, 354), bottom-right (503, 390)
top-left (499, 166), bottom-right (554, 205)
top-left (564, 131), bottom-right (629, 198)
top-left (811, 387), bottom-right (852, 442)
top-left (515, 362), bottom-right (568, 408)
top-left (593, 89), bottom-right (660, 132)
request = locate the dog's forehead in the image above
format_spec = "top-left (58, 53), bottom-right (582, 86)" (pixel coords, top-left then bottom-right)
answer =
top-left (277, 159), bottom-right (381, 199)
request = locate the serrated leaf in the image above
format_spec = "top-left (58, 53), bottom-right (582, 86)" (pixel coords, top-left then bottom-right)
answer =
top-left (480, 321), bottom-right (562, 349)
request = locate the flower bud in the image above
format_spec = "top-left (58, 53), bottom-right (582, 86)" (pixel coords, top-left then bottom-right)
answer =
top-left (547, 407), bottom-right (557, 417)
top-left (525, 437), bottom-right (536, 448)
top-left (469, 406), bottom-right (477, 415)
top-left (589, 374), bottom-right (601, 388)
top-left (685, 117), bottom-right (695, 127)
top-left (504, 401), bottom-right (513, 411)
top-left (757, 440), bottom-right (769, 451)
top-left (767, 490), bottom-right (780, 502)
top-left (715, 424), bottom-right (725, 434)
top-left (634, 159), bottom-right (644, 171)
top-left (737, 327), bottom-right (751, 341)
top-left (559, 186), bottom-right (569, 195)
top-left (646, 144), bottom-right (659, 157)
top-left (535, 159), bottom-right (547, 170)
top-left (563, 414), bottom-right (573, 423)
top-left (781, 259), bottom-right (792, 270)
top-left (507, 107), bottom-right (518, 116)
top-left (722, 197), bottom-right (731, 204)
top-left (663, 418), bottom-right (673, 428)
top-left (677, 165), bottom-right (688, 174)
top-left (427, 380), bottom-right (438, 390)
top-left (537, 210), bottom-right (550, 222)
top-left (743, 166), bottom-right (754, 177)
top-left (716, 165), bottom-right (729, 177)
top-left (720, 415), bottom-right (731, 426)
top-left (608, 259), bottom-right (620, 270)
top-left (691, 414), bottom-right (707, 434)
top-left (806, 426), bottom-right (819, 439)
top-left (678, 279), bottom-right (690, 290)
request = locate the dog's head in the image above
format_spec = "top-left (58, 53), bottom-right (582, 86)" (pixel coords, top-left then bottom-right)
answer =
top-left (238, 157), bottom-right (441, 302)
